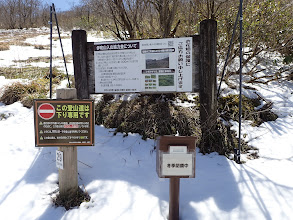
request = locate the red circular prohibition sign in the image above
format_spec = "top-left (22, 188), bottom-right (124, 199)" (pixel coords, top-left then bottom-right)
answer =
top-left (38, 103), bottom-right (55, 120)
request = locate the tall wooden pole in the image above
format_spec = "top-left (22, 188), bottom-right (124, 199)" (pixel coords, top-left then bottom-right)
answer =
top-left (236, 0), bottom-right (244, 164)
top-left (72, 30), bottom-right (89, 99)
top-left (199, 19), bottom-right (217, 153)
top-left (57, 88), bottom-right (78, 199)
top-left (192, 35), bottom-right (200, 92)
top-left (49, 5), bottom-right (53, 99)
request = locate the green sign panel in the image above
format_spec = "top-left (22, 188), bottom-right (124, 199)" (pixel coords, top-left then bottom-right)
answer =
top-left (34, 99), bottom-right (95, 147)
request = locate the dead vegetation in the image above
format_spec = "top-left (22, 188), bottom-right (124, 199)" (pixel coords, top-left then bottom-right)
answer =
top-left (95, 94), bottom-right (201, 140)
top-left (52, 187), bottom-right (90, 211)
top-left (34, 44), bottom-right (50, 50)
top-left (95, 93), bottom-right (278, 157)
top-left (0, 42), bottom-right (10, 51)
top-left (0, 29), bottom-right (48, 43)
top-left (218, 94), bottom-right (278, 126)
top-left (0, 66), bottom-right (67, 108)
top-left (197, 94), bottom-right (278, 157)
top-left (13, 55), bottom-right (72, 64)
top-left (50, 36), bottom-right (71, 41)
top-left (0, 81), bottom-right (48, 107)
top-left (198, 118), bottom-right (254, 156)
top-left (0, 66), bottom-right (65, 81)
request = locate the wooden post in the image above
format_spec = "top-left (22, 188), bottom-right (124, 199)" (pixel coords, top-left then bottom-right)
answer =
top-left (72, 30), bottom-right (89, 99)
top-left (192, 35), bottom-right (200, 92)
top-left (57, 88), bottom-right (78, 199)
top-left (199, 19), bottom-right (218, 153)
top-left (169, 178), bottom-right (180, 220)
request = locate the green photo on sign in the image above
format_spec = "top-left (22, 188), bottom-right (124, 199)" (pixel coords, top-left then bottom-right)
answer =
top-left (159, 75), bottom-right (174, 86)
top-left (146, 53), bottom-right (169, 69)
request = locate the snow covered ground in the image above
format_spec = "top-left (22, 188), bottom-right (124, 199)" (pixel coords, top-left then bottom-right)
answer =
top-left (0, 28), bottom-right (293, 220)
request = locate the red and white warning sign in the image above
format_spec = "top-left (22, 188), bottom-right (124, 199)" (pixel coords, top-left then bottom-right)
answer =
top-left (38, 103), bottom-right (55, 120)
top-left (34, 99), bottom-right (95, 147)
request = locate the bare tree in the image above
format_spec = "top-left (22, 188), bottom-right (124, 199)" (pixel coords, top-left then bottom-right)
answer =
top-left (0, 0), bottom-right (41, 29)
top-left (83, 0), bottom-right (182, 39)
top-left (194, 0), bottom-right (230, 19)
top-left (150, 0), bottom-right (180, 37)
top-left (2, 0), bottom-right (18, 29)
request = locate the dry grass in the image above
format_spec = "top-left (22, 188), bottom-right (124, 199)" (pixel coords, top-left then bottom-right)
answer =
top-left (52, 187), bottom-right (90, 211)
top-left (0, 66), bottom-right (67, 108)
top-left (34, 44), bottom-right (50, 50)
top-left (0, 66), bottom-right (66, 82)
top-left (12, 55), bottom-right (72, 64)
top-left (0, 80), bottom-right (48, 108)
top-left (0, 29), bottom-right (47, 42)
top-left (1, 40), bottom-right (42, 48)
top-left (50, 35), bottom-right (71, 41)
top-left (13, 57), bottom-right (50, 63)
top-left (95, 94), bottom-right (201, 140)
top-left (0, 42), bottom-right (10, 51)
top-left (218, 94), bottom-right (278, 126)
top-left (15, 42), bottom-right (33, 47)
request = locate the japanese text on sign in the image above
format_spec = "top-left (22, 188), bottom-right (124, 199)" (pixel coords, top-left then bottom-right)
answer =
top-left (161, 154), bottom-right (193, 176)
top-left (34, 100), bottom-right (94, 147)
top-left (94, 37), bottom-right (193, 93)
top-left (56, 104), bottom-right (90, 119)
top-left (167, 163), bottom-right (189, 168)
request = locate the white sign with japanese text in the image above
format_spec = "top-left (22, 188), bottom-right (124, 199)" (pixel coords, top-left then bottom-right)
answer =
top-left (94, 37), bottom-right (193, 93)
top-left (161, 153), bottom-right (193, 176)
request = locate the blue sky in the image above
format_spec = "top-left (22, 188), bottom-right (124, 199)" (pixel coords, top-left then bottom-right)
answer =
top-left (45, 0), bottom-right (81, 11)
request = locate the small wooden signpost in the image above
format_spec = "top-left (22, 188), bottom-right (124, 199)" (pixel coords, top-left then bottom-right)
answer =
top-left (33, 88), bottom-right (95, 199)
top-left (156, 136), bottom-right (197, 220)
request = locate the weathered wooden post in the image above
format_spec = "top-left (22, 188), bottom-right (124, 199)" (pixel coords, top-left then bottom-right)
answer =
top-left (199, 19), bottom-right (218, 153)
top-left (192, 35), bottom-right (200, 92)
top-left (56, 88), bottom-right (78, 199)
top-left (169, 177), bottom-right (180, 220)
top-left (72, 30), bottom-right (89, 99)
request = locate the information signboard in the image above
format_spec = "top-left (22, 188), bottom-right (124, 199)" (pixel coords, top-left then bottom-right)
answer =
top-left (94, 37), bottom-right (192, 93)
top-left (34, 100), bottom-right (94, 147)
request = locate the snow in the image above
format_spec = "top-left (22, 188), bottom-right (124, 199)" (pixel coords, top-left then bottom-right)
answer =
top-left (1, 28), bottom-right (293, 220)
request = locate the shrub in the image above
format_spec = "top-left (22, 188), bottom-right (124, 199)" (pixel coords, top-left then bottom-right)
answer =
top-left (95, 94), bottom-right (201, 140)
top-left (218, 94), bottom-right (278, 126)
top-left (0, 80), bottom-right (49, 108)
top-left (0, 82), bottom-right (27, 105)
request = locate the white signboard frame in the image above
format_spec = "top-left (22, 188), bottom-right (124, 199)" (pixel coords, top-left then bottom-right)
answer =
top-left (161, 153), bottom-right (194, 177)
top-left (94, 37), bottom-right (192, 93)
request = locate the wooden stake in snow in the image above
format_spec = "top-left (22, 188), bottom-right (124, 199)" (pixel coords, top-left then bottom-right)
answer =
top-left (56, 88), bottom-right (78, 199)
